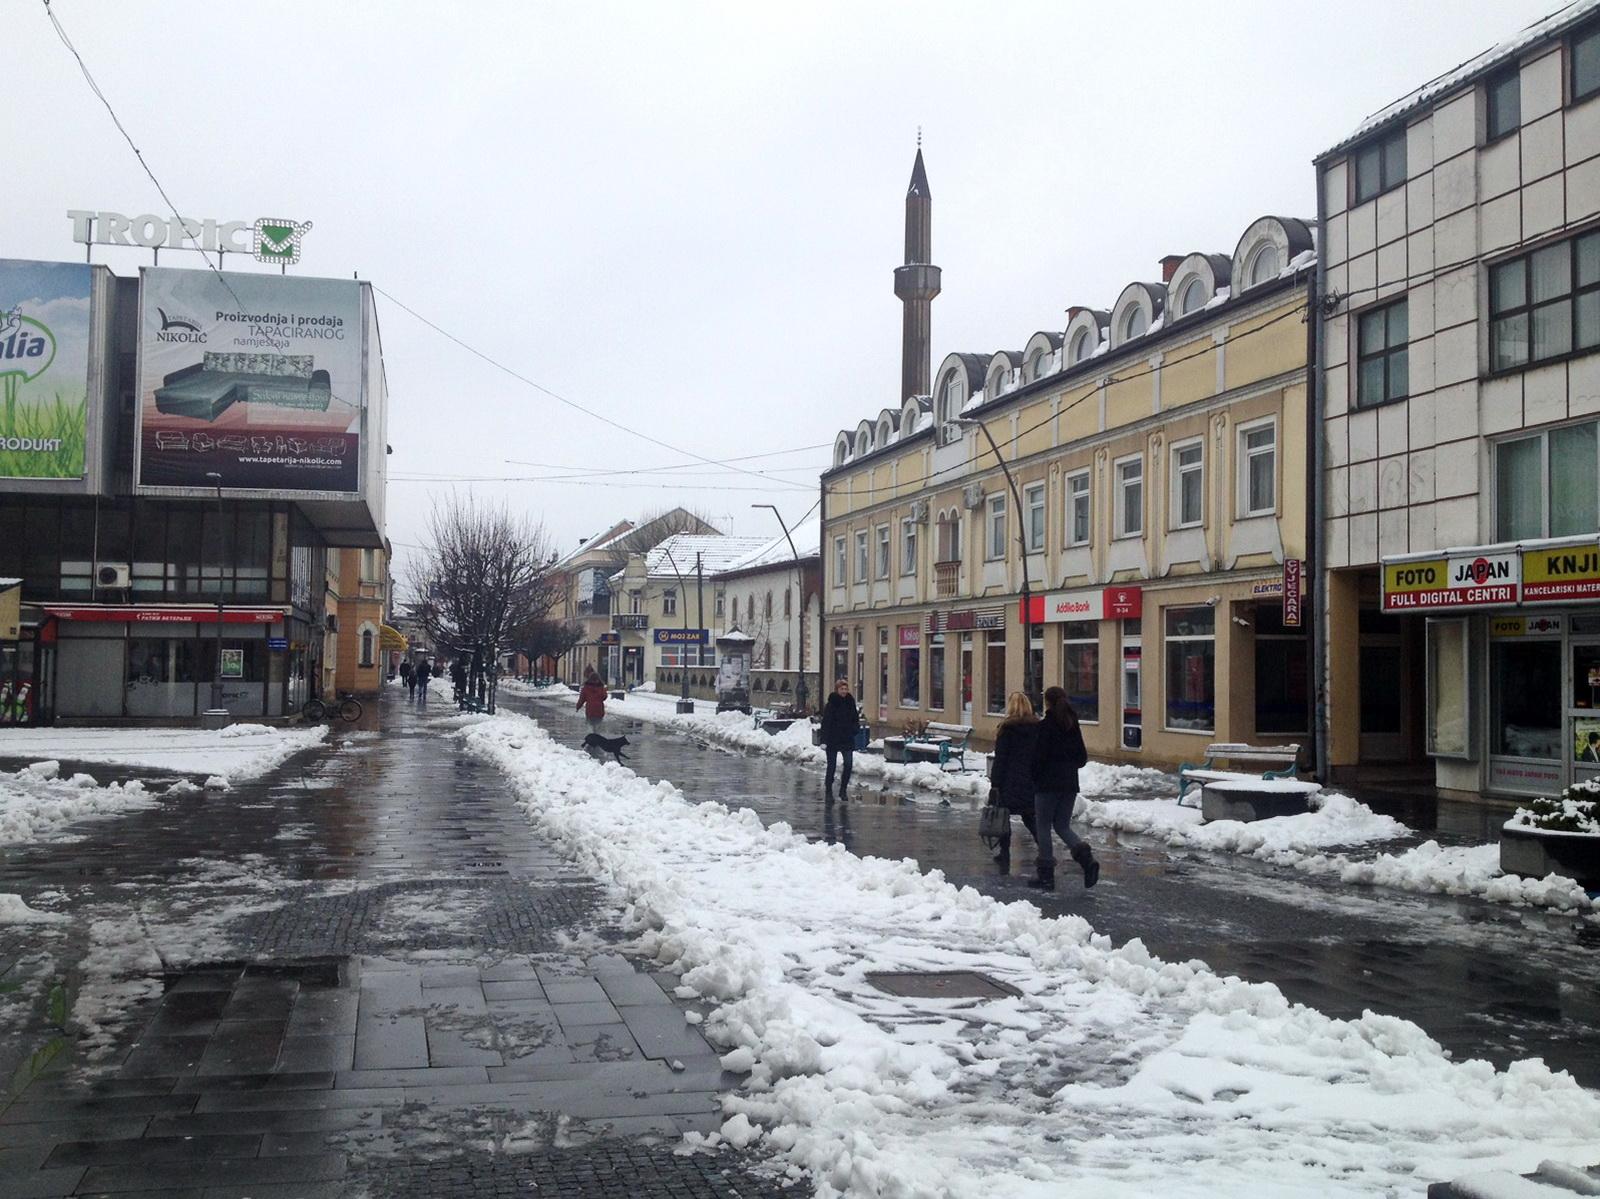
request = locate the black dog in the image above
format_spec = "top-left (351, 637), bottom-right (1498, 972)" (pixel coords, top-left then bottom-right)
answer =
top-left (582, 733), bottom-right (630, 763)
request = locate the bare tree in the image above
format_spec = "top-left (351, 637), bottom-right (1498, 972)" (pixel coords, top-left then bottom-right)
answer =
top-left (509, 617), bottom-right (585, 681)
top-left (410, 496), bottom-right (560, 712)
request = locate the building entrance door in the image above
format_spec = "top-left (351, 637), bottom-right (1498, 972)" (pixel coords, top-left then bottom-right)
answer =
top-left (959, 636), bottom-right (973, 720)
top-left (1487, 632), bottom-right (1563, 796)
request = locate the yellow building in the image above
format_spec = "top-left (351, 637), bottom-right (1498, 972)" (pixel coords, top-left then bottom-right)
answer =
top-left (822, 210), bottom-right (1316, 772)
top-left (323, 546), bottom-right (389, 697)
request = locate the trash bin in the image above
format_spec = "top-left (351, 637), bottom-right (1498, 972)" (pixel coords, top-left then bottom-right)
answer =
top-left (853, 722), bottom-right (870, 752)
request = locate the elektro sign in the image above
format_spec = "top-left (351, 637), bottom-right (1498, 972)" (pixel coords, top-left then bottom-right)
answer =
top-left (68, 210), bottom-right (313, 266)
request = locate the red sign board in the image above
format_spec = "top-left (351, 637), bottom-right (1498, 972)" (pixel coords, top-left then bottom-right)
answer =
top-left (1103, 586), bottom-right (1142, 619)
top-left (40, 605), bottom-right (284, 625)
top-left (1020, 586), bottom-right (1143, 625)
top-left (1282, 560), bottom-right (1303, 627)
top-left (897, 625), bottom-right (920, 647)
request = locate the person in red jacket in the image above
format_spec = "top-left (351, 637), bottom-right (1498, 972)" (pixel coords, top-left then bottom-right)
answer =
top-left (577, 667), bottom-right (608, 734)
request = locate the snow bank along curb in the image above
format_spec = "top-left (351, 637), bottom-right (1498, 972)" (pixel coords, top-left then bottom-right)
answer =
top-left (521, 688), bottom-right (1596, 915)
top-left (460, 713), bottom-right (1600, 1197)
top-left (0, 723), bottom-right (328, 785)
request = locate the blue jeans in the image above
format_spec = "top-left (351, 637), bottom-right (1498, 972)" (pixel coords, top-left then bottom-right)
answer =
top-left (1034, 790), bottom-right (1083, 866)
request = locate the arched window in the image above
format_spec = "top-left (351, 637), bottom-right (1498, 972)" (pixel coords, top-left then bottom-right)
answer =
top-left (1248, 244), bottom-right (1281, 286)
top-left (359, 626), bottom-right (375, 667)
top-left (1177, 276), bottom-right (1207, 315)
top-left (748, 595), bottom-right (756, 623)
top-left (1027, 350), bottom-right (1045, 380)
top-left (764, 591), bottom-right (773, 620)
top-left (1121, 306), bottom-right (1148, 340)
top-left (937, 512), bottom-right (962, 562)
top-left (784, 589), bottom-right (791, 618)
top-left (784, 640), bottom-right (792, 670)
top-left (941, 375), bottom-right (962, 424)
top-left (1069, 329), bottom-right (1092, 363)
top-left (732, 597), bottom-right (739, 624)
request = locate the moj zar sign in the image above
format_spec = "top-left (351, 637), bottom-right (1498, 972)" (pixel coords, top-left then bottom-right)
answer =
top-left (68, 210), bottom-right (313, 266)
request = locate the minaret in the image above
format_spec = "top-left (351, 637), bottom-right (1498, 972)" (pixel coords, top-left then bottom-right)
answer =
top-left (893, 140), bottom-right (941, 402)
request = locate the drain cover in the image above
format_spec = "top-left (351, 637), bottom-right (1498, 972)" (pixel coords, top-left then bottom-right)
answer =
top-left (865, 970), bottom-right (1020, 999)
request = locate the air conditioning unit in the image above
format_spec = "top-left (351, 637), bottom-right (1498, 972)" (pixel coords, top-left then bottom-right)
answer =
top-left (962, 483), bottom-right (985, 510)
top-left (909, 499), bottom-right (929, 523)
top-left (938, 424), bottom-right (963, 447)
top-left (95, 563), bottom-right (131, 589)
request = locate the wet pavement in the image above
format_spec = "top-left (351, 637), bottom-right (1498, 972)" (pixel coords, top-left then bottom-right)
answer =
top-left (0, 695), bottom-right (791, 1198)
top-left (502, 691), bottom-right (1600, 1090)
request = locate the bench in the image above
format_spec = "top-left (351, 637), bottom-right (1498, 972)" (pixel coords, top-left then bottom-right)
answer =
top-left (903, 722), bottom-right (976, 771)
top-left (458, 694), bottom-right (490, 714)
top-left (751, 707), bottom-right (777, 729)
top-left (1177, 742), bottom-right (1301, 806)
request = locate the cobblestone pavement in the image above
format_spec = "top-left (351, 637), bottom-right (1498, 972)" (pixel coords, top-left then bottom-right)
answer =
top-left (0, 695), bottom-right (792, 1198)
top-left (504, 692), bottom-right (1600, 1088)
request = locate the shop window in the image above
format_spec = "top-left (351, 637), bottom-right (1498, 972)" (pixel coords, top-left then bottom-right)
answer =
top-left (985, 635), bottom-right (1007, 715)
top-left (1062, 621), bottom-right (1098, 723)
top-left (1254, 603), bottom-right (1307, 735)
top-left (1489, 230), bottom-right (1600, 371)
top-left (899, 629), bottom-right (920, 707)
top-left (928, 637), bottom-right (946, 710)
top-left (831, 628), bottom-right (848, 685)
top-left (1490, 637), bottom-right (1562, 760)
top-left (1356, 298), bottom-right (1409, 406)
top-left (1426, 618), bottom-right (1471, 758)
top-left (1164, 606), bottom-right (1215, 732)
top-left (1494, 421), bottom-right (1600, 540)
top-left (878, 627), bottom-right (889, 704)
top-left (1066, 470), bottom-right (1091, 546)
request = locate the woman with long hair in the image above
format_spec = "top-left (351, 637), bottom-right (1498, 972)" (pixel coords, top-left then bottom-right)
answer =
top-left (1028, 685), bottom-right (1100, 890)
top-left (988, 691), bottom-right (1041, 873)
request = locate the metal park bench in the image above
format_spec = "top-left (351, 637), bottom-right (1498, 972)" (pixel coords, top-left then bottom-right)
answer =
top-left (902, 721), bottom-right (976, 771)
top-left (1177, 742), bottom-right (1302, 806)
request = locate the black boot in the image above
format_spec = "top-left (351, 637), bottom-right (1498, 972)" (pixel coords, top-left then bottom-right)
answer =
top-left (995, 842), bottom-right (1010, 872)
top-left (1071, 843), bottom-right (1100, 889)
top-left (1026, 861), bottom-right (1055, 891)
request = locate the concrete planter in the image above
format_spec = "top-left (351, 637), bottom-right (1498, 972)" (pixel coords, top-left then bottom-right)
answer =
top-left (1500, 824), bottom-right (1600, 888)
top-left (882, 737), bottom-right (908, 764)
top-left (1200, 779), bottom-right (1322, 823)
top-left (760, 717), bottom-right (798, 736)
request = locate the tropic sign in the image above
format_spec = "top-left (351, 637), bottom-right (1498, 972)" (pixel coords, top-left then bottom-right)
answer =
top-left (0, 260), bottom-right (91, 479)
top-left (68, 210), bottom-right (313, 266)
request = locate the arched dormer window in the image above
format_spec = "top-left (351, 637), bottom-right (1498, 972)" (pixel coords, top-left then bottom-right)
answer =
top-left (901, 400), bottom-right (922, 436)
top-left (1177, 276), bottom-right (1207, 315)
top-left (1121, 306), bottom-right (1148, 340)
top-left (1247, 244), bottom-right (1280, 286)
top-left (1232, 217), bottom-right (1311, 294)
top-left (939, 373), bottom-right (963, 425)
top-left (1027, 349), bottom-right (1045, 380)
top-left (855, 420), bottom-right (874, 457)
top-left (833, 433), bottom-right (852, 467)
top-left (1068, 328), bottom-right (1093, 363)
top-left (1110, 285), bottom-right (1160, 349)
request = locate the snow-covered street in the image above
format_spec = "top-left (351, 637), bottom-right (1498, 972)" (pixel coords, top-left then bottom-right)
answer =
top-left (462, 706), bottom-right (1600, 1196)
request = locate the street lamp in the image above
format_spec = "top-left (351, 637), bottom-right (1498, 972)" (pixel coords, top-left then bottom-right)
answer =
top-left (952, 417), bottom-right (1037, 705)
top-left (203, 471), bottom-right (226, 714)
top-left (751, 503), bottom-right (808, 715)
top-left (661, 544), bottom-right (696, 714)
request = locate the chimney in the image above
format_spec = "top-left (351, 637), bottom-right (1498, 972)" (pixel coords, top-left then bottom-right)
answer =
top-left (1160, 255), bottom-right (1185, 283)
top-left (1066, 305), bottom-right (1086, 320)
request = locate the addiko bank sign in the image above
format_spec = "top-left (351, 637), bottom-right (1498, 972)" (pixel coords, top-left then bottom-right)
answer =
top-left (1382, 542), bottom-right (1600, 612)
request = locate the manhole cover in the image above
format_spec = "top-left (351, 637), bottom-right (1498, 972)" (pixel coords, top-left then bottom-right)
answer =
top-left (865, 970), bottom-right (1020, 999)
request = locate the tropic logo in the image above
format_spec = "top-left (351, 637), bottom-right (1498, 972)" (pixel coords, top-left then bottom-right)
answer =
top-left (155, 306), bottom-right (205, 344)
top-left (252, 218), bottom-right (313, 266)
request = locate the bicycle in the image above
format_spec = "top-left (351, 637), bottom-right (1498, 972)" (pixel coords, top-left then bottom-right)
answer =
top-left (302, 691), bottom-right (364, 723)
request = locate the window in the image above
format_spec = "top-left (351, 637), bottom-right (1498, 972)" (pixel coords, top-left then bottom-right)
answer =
top-left (715, 589), bottom-right (726, 617)
top-left (1069, 328), bottom-right (1093, 363)
top-left (360, 548), bottom-right (378, 582)
top-left (1172, 442), bottom-right (1203, 527)
top-left (1115, 457), bottom-right (1143, 538)
top-left (1024, 482), bottom-right (1046, 552)
top-left (1255, 603), bottom-right (1308, 735)
top-left (942, 375), bottom-right (963, 424)
top-left (832, 627), bottom-right (848, 685)
top-left (663, 588), bottom-right (677, 616)
top-left (784, 588), bottom-right (791, 619)
top-left (1573, 21), bottom-right (1600, 104)
top-left (901, 517), bottom-right (917, 575)
top-left (628, 590), bottom-right (641, 615)
top-left (359, 626), bottom-right (375, 668)
top-left (986, 493), bottom-right (1007, 560)
top-left (936, 513), bottom-right (961, 562)
top-left (1247, 244), bottom-right (1280, 287)
top-left (1120, 305), bottom-right (1148, 341)
top-left (783, 640), bottom-right (791, 670)
top-left (875, 525), bottom-right (890, 579)
top-left (878, 627), bottom-right (889, 706)
top-left (1356, 298), bottom-right (1409, 405)
top-left (1353, 126), bottom-right (1406, 204)
top-left (1164, 606), bottom-right (1215, 732)
top-left (855, 530), bottom-right (868, 582)
top-left (1177, 275), bottom-right (1207, 314)
top-left (1066, 470), bottom-right (1091, 546)
top-left (1239, 422), bottom-right (1277, 516)
top-left (899, 627), bottom-right (920, 707)
top-left (1062, 621), bottom-right (1099, 723)
top-left (928, 637), bottom-right (946, 710)
top-left (1495, 422), bottom-right (1600, 540)
top-left (732, 596), bottom-right (740, 624)
top-left (1489, 230), bottom-right (1600, 372)
top-left (832, 537), bottom-right (846, 587)
top-left (1027, 350), bottom-right (1046, 380)
top-left (764, 591), bottom-right (773, 620)
top-left (985, 635), bottom-right (1007, 715)
top-left (1486, 69), bottom-right (1520, 141)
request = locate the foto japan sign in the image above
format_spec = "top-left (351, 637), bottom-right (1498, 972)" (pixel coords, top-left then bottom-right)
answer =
top-left (1382, 553), bottom-right (1520, 612)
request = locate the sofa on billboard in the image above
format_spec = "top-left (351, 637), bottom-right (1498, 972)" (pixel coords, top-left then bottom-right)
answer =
top-left (154, 352), bottom-right (332, 422)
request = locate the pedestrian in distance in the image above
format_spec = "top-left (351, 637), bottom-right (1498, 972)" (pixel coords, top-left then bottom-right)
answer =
top-left (1028, 685), bottom-right (1100, 891)
top-left (399, 658), bottom-right (414, 698)
top-left (988, 690), bottom-right (1042, 875)
top-left (819, 677), bottom-right (860, 801)
top-left (415, 658), bottom-right (432, 700)
top-left (451, 659), bottom-right (468, 705)
top-left (577, 667), bottom-right (608, 735)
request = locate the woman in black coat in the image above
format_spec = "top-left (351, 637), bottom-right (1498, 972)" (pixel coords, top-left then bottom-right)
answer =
top-left (988, 691), bottom-right (1041, 872)
top-left (1028, 685), bottom-right (1100, 890)
top-left (818, 678), bottom-right (860, 801)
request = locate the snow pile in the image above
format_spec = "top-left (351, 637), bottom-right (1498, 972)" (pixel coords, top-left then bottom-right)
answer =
top-left (0, 893), bottom-right (69, 924)
top-left (461, 713), bottom-right (1600, 1196)
top-left (1082, 793), bottom-right (1407, 857)
top-left (0, 723), bottom-right (327, 784)
top-left (0, 764), bottom-right (159, 847)
top-left (499, 680), bottom-right (577, 700)
top-left (1506, 782), bottom-right (1600, 836)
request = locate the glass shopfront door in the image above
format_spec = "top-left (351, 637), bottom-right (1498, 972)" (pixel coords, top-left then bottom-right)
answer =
top-left (1568, 637), bottom-right (1600, 787)
top-left (1487, 633), bottom-right (1563, 795)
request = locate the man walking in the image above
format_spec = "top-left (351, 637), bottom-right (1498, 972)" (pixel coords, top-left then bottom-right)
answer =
top-left (577, 667), bottom-right (608, 735)
top-left (415, 658), bottom-right (433, 700)
top-left (400, 658), bottom-right (414, 698)
top-left (819, 678), bottom-right (859, 801)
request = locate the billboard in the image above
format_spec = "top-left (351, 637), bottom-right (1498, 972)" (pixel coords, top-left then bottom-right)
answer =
top-left (137, 267), bottom-right (362, 492)
top-left (0, 259), bottom-right (92, 479)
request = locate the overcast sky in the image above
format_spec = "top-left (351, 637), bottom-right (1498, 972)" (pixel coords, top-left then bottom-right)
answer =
top-left (5, 0), bottom-right (1559, 581)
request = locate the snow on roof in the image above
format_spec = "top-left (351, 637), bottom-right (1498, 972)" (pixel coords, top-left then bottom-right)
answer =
top-left (552, 521), bottom-right (635, 568)
top-left (717, 516), bottom-right (821, 575)
top-left (1327, 0), bottom-right (1599, 155)
top-left (643, 533), bottom-right (770, 579)
top-left (0, 578), bottom-right (21, 588)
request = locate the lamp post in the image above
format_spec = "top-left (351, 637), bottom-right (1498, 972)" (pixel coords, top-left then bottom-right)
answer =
top-left (751, 503), bottom-right (808, 716)
top-left (953, 417), bottom-right (1036, 705)
top-left (203, 471), bottom-right (226, 714)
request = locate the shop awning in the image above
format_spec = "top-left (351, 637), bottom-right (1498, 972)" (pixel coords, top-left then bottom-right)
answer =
top-left (379, 624), bottom-right (408, 651)
top-left (39, 604), bottom-right (288, 625)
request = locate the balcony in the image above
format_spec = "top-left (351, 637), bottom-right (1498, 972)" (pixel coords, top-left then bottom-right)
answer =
top-left (612, 613), bottom-right (648, 630)
top-left (934, 560), bottom-right (961, 599)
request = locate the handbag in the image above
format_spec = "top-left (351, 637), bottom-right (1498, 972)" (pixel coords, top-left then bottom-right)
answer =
top-left (978, 802), bottom-right (1009, 847)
